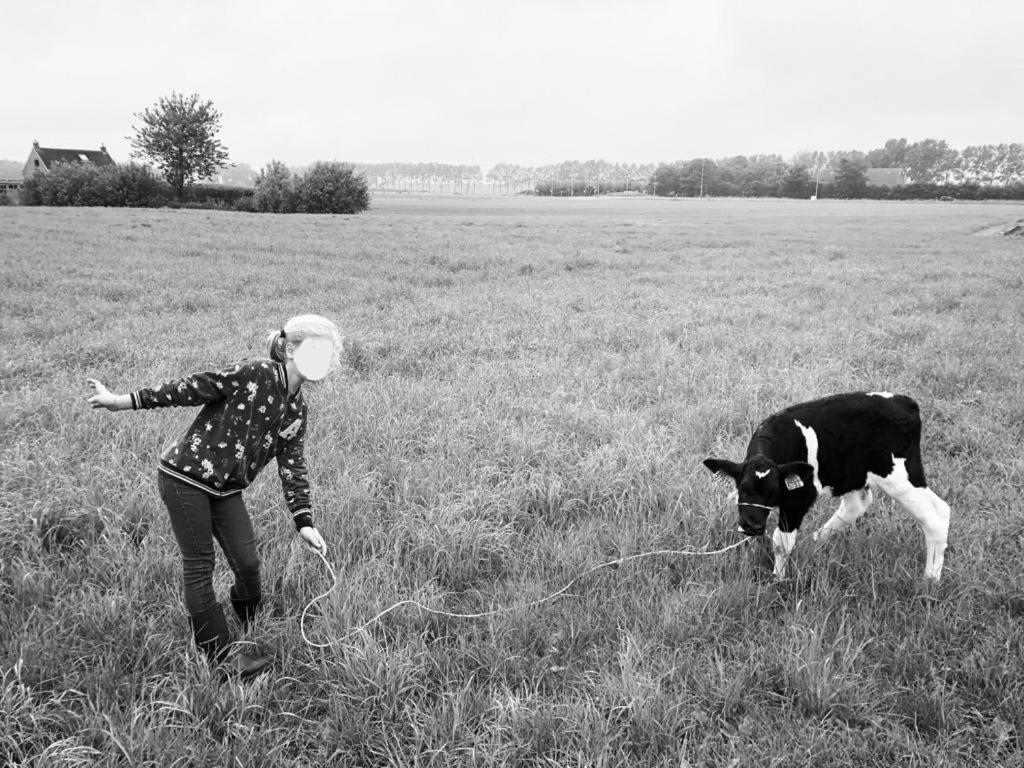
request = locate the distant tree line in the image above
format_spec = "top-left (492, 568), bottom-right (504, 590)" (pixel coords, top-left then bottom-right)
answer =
top-left (11, 121), bottom-right (1023, 207)
top-left (489, 160), bottom-right (657, 195)
top-left (354, 163), bottom-right (483, 193)
top-left (461, 139), bottom-right (1024, 199)
top-left (803, 139), bottom-right (1024, 185)
top-left (647, 139), bottom-right (1024, 199)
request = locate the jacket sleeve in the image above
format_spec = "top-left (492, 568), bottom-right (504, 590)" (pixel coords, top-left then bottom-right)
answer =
top-left (130, 362), bottom-right (247, 410)
top-left (277, 408), bottom-right (313, 530)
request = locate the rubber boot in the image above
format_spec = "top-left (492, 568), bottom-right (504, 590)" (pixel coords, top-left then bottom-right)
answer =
top-left (230, 588), bottom-right (262, 632)
top-left (190, 604), bottom-right (272, 681)
top-left (189, 605), bottom-right (231, 664)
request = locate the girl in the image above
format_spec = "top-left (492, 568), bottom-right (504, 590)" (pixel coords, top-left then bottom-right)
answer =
top-left (87, 314), bottom-right (340, 680)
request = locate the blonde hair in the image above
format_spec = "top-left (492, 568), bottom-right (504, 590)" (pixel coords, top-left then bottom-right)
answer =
top-left (266, 314), bottom-right (342, 373)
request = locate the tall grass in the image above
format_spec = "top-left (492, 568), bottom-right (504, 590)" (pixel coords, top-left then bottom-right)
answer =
top-left (2, 197), bottom-right (1023, 765)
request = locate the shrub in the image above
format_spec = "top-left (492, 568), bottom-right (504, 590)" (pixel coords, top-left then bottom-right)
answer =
top-left (20, 175), bottom-right (42, 205)
top-left (106, 163), bottom-right (171, 207)
top-left (253, 160), bottom-right (297, 213)
top-left (233, 195), bottom-right (255, 212)
top-left (186, 183), bottom-right (253, 203)
top-left (24, 162), bottom-right (106, 206)
top-left (19, 162), bottom-right (171, 207)
top-left (294, 161), bottom-right (370, 214)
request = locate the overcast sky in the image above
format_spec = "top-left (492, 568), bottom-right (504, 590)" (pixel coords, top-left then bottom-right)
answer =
top-left (3, 0), bottom-right (1021, 172)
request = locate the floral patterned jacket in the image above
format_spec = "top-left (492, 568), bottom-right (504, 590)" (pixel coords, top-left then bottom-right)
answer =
top-left (131, 359), bottom-right (313, 530)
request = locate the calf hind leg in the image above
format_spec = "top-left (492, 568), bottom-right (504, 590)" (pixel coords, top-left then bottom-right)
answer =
top-left (921, 489), bottom-right (951, 580)
top-left (871, 459), bottom-right (950, 581)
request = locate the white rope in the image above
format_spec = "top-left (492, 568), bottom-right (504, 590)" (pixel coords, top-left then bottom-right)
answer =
top-left (300, 536), bottom-right (751, 649)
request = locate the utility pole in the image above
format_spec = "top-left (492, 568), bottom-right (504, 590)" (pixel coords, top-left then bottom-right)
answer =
top-left (699, 158), bottom-right (706, 197)
top-left (463, 149), bottom-right (475, 194)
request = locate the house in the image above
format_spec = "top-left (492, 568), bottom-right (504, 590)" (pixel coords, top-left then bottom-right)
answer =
top-left (0, 179), bottom-right (23, 203)
top-left (24, 140), bottom-right (115, 178)
top-left (865, 167), bottom-right (907, 187)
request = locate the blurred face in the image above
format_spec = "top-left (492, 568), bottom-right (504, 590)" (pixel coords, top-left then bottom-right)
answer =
top-left (292, 336), bottom-right (335, 381)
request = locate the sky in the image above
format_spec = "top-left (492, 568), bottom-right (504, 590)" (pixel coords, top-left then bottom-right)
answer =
top-left (3, 0), bottom-right (1022, 173)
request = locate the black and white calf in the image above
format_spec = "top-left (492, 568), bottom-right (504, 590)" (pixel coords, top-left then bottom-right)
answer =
top-left (703, 392), bottom-right (950, 581)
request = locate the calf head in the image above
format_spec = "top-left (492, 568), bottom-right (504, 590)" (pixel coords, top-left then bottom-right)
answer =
top-left (703, 457), bottom-right (815, 536)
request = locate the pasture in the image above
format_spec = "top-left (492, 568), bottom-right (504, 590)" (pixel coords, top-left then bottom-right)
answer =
top-left (2, 196), bottom-right (1023, 766)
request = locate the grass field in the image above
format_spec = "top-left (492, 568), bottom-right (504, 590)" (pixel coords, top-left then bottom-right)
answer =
top-left (2, 196), bottom-right (1023, 766)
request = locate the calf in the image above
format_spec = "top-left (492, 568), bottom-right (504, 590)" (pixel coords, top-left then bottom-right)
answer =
top-left (703, 392), bottom-right (950, 581)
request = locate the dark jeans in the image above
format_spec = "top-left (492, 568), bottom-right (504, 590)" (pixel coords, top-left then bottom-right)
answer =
top-left (157, 472), bottom-right (261, 618)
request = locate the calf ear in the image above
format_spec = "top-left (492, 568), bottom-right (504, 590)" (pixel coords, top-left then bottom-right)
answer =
top-left (703, 458), bottom-right (742, 481)
top-left (777, 461), bottom-right (815, 493)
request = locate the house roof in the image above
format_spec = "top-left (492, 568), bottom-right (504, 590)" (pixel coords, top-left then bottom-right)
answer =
top-left (865, 168), bottom-right (905, 187)
top-left (814, 167), bottom-right (906, 187)
top-left (33, 146), bottom-right (114, 168)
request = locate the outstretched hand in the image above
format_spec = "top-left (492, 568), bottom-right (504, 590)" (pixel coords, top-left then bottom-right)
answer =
top-left (299, 526), bottom-right (327, 557)
top-left (86, 379), bottom-right (127, 411)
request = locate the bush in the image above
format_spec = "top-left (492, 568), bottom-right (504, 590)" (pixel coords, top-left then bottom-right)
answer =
top-left (19, 162), bottom-right (171, 207)
top-left (20, 175), bottom-right (41, 205)
top-left (233, 195), bottom-right (255, 213)
top-left (253, 160), bottom-right (297, 213)
top-left (106, 163), bottom-right (172, 207)
top-left (294, 162), bottom-right (370, 214)
top-left (186, 184), bottom-right (253, 204)
top-left (22, 162), bottom-right (105, 206)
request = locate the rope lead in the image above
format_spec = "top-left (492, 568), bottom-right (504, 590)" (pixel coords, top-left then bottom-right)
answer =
top-left (300, 536), bottom-right (751, 649)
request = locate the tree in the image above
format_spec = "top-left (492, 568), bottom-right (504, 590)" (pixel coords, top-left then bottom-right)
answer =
top-left (996, 143), bottom-right (1024, 184)
top-left (866, 137), bottom-right (911, 172)
top-left (129, 92), bottom-right (230, 201)
top-left (781, 164), bottom-right (811, 198)
top-left (650, 162), bottom-right (684, 196)
top-left (834, 158), bottom-right (868, 198)
top-left (905, 139), bottom-right (958, 184)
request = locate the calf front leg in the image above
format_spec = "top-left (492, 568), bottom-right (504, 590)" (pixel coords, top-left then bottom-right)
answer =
top-left (813, 487), bottom-right (873, 542)
top-left (772, 528), bottom-right (798, 579)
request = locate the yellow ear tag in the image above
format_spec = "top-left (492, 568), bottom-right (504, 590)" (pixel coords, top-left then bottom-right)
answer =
top-left (784, 474), bottom-right (804, 491)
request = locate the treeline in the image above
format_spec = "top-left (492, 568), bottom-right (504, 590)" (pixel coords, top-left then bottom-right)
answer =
top-left (10, 136), bottom-right (1023, 206)
top-left (490, 161), bottom-right (657, 195)
top-left (14, 160), bottom-right (371, 214)
top-left (535, 139), bottom-right (1024, 199)
top-left (352, 160), bottom-right (656, 195)
top-left (799, 139), bottom-right (1024, 185)
top-left (356, 163), bottom-right (483, 193)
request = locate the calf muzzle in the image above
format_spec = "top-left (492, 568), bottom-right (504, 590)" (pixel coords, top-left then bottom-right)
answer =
top-left (737, 501), bottom-right (773, 537)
